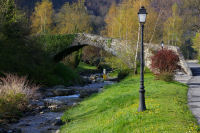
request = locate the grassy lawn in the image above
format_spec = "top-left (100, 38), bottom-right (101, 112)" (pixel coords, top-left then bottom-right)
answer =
top-left (60, 73), bottom-right (199, 133)
top-left (75, 62), bottom-right (97, 73)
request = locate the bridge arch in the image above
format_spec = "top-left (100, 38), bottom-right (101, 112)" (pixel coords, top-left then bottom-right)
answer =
top-left (53, 33), bottom-right (124, 62)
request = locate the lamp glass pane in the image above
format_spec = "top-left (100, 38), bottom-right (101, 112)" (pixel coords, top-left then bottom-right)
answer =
top-left (138, 14), bottom-right (146, 23)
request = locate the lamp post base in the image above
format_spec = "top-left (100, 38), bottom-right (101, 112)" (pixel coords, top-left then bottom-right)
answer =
top-left (138, 89), bottom-right (146, 112)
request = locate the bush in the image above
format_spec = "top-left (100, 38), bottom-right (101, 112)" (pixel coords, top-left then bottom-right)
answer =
top-left (54, 63), bottom-right (82, 86)
top-left (151, 49), bottom-right (180, 81)
top-left (0, 74), bottom-right (39, 120)
top-left (105, 56), bottom-right (130, 70)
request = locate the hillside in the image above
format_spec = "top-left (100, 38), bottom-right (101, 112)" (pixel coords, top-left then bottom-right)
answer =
top-left (16, 0), bottom-right (120, 16)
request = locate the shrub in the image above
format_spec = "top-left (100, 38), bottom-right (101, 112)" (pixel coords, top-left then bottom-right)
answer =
top-left (105, 56), bottom-right (129, 70)
top-left (151, 49), bottom-right (180, 81)
top-left (0, 74), bottom-right (39, 120)
top-left (54, 63), bottom-right (82, 86)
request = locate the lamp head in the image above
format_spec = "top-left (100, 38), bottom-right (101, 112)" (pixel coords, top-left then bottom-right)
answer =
top-left (161, 41), bottom-right (164, 47)
top-left (138, 6), bottom-right (148, 24)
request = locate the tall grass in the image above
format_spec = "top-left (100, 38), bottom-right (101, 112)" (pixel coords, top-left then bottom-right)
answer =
top-left (0, 73), bottom-right (39, 121)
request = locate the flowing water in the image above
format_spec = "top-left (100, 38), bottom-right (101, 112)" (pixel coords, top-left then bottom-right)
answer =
top-left (8, 74), bottom-right (116, 133)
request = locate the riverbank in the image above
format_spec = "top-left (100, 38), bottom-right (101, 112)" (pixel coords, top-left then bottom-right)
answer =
top-left (0, 70), bottom-right (116, 133)
top-left (60, 73), bottom-right (199, 132)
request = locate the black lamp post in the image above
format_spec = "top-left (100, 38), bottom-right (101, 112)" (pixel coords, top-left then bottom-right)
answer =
top-left (161, 41), bottom-right (164, 50)
top-left (138, 6), bottom-right (147, 112)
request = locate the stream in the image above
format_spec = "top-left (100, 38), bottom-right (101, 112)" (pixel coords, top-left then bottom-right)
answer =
top-left (4, 73), bottom-right (116, 133)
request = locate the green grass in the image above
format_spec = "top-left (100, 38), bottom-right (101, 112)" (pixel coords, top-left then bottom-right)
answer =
top-left (75, 62), bottom-right (97, 73)
top-left (108, 70), bottom-right (119, 78)
top-left (60, 73), bottom-right (199, 133)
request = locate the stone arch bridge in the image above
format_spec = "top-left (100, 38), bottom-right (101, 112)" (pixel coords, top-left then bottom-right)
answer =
top-left (54, 33), bottom-right (192, 76)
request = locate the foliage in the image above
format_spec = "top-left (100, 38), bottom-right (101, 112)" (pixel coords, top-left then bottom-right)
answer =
top-left (103, 0), bottom-right (159, 43)
top-left (163, 3), bottom-right (183, 46)
top-left (0, 1), bottom-right (80, 87)
top-left (103, 0), bottom-right (159, 70)
top-left (0, 0), bottom-right (29, 41)
top-left (181, 39), bottom-right (197, 60)
top-left (54, 63), bottom-right (82, 86)
top-left (105, 56), bottom-right (130, 70)
top-left (81, 46), bottom-right (104, 66)
top-left (31, 0), bottom-right (54, 34)
top-left (35, 34), bottom-right (82, 69)
top-left (117, 69), bottom-right (130, 81)
top-left (16, 0), bottom-right (119, 34)
top-left (182, 0), bottom-right (200, 33)
top-left (63, 49), bottom-right (82, 69)
top-left (0, 36), bottom-right (80, 86)
top-left (0, 0), bottom-right (58, 86)
top-left (75, 62), bottom-right (97, 73)
top-left (192, 33), bottom-right (200, 60)
top-left (54, 0), bottom-right (92, 34)
top-left (0, 74), bottom-right (39, 120)
top-left (151, 49), bottom-right (180, 81)
top-left (151, 49), bottom-right (180, 74)
top-left (60, 74), bottom-right (199, 132)
top-left (34, 34), bottom-right (76, 56)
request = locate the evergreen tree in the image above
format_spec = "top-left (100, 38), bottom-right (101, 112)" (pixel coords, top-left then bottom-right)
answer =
top-left (0, 0), bottom-right (28, 40)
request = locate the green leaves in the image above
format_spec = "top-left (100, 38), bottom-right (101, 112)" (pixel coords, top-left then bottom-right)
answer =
top-left (35, 34), bottom-right (76, 56)
top-left (163, 3), bottom-right (183, 46)
top-left (55, 0), bottom-right (92, 34)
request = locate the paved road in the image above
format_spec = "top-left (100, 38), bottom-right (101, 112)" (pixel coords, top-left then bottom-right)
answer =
top-left (187, 61), bottom-right (200, 124)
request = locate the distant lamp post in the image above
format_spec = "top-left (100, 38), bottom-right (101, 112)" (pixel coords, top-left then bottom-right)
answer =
top-left (138, 6), bottom-right (147, 112)
top-left (161, 41), bottom-right (164, 50)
